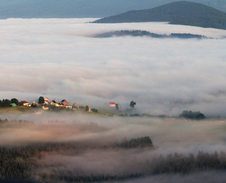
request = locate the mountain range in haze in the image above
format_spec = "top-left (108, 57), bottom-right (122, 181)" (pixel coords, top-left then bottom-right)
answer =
top-left (0, 0), bottom-right (225, 19)
top-left (94, 1), bottom-right (226, 30)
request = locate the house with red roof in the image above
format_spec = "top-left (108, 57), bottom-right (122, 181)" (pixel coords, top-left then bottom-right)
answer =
top-left (21, 101), bottom-right (29, 107)
top-left (60, 99), bottom-right (68, 105)
top-left (109, 102), bottom-right (116, 107)
top-left (44, 97), bottom-right (51, 105)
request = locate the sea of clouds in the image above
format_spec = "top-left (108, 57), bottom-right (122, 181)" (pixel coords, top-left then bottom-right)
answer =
top-left (0, 18), bottom-right (226, 116)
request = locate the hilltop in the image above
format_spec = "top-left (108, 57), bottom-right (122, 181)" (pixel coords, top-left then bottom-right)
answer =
top-left (93, 1), bottom-right (226, 30)
top-left (0, 0), bottom-right (225, 19)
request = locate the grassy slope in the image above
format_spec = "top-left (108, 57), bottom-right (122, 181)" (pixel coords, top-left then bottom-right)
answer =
top-left (0, 107), bottom-right (36, 114)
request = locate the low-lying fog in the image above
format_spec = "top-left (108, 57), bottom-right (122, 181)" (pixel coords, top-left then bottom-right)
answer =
top-left (0, 18), bottom-right (226, 116)
top-left (114, 171), bottom-right (226, 183)
top-left (0, 113), bottom-right (225, 182)
top-left (1, 113), bottom-right (225, 153)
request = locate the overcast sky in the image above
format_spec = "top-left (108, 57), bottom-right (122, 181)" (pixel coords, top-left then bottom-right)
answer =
top-left (0, 0), bottom-right (226, 19)
top-left (0, 18), bottom-right (226, 116)
top-left (0, 0), bottom-right (225, 18)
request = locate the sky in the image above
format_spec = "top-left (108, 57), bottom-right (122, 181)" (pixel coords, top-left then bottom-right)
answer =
top-left (0, 18), bottom-right (226, 116)
top-left (0, 0), bottom-right (225, 19)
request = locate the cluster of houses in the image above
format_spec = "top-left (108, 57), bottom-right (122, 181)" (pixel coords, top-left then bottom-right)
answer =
top-left (31, 97), bottom-right (79, 111)
top-left (8, 97), bottom-right (122, 113)
top-left (9, 98), bottom-right (73, 110)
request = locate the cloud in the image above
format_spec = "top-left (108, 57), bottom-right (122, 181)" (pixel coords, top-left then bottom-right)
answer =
top-left (0, 114), bottom-right (225, 153)
top-left (0, 18), bottom-right (226, 116)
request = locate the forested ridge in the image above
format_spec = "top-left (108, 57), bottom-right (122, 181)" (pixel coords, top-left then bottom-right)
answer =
top-left (94, 30), bottom-right (208, 39)
top-left (0, 120), bottom-right (225, 182)
top-left (94, 1), bottom-right (226, 30)
top-left (0, 0), bottom-right (226, 19)
top-left (0, 145), bottom-right (225, 182)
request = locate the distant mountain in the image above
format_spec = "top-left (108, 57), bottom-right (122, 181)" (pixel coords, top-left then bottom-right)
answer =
top-left (0, 0), bottom-right (225, 19)
top-left (93, 30), bottom-right (208, 39)
top-left (94, 1), bottom-right (226, 30)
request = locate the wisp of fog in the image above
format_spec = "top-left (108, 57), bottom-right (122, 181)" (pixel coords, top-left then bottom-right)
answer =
top-left (0, 113), bottom-right (225, 182)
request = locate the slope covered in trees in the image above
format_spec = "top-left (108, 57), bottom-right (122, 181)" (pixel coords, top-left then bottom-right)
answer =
top-left (93, 30), bottom-right (208, 39)
top-left (1, 145), bottom-right (225, 182)
top-left (0, 119), bottom-right (226, 182)
top-left (94, 1), bottom-right (226, 30)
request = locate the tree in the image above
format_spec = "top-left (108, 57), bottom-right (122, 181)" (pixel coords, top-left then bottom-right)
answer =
top-left (85, 105), bottom-right (89, 111)
top-left (130, 101), bottom-right (136, 108)
top-left (31, 103), bottom-right (37, 108)
top-left (91, 108), bottom-right (98, 112)
top-left (18, 101), bottom-right (24, 106)
top-left (10, 98), bottom-right (19, 105)
top-left (38, 96), bottom-right (44, 104)
top-left (179, 110), bottom-right (206, 120)
top-left (0, 99), bottom-right (11, 107)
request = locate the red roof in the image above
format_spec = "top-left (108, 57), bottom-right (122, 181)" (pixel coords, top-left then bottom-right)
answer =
top-left (22, 101), bottom-right (28, 103)
top-left (109, 102), bottom-right (117, 107)
top-left (61, 100), bottom-right (68, 105)
top-left (109, 102), bottom-right (116, 105)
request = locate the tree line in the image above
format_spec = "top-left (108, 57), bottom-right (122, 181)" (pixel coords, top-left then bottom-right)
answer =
top-left (179, 110), bottom-right (206, 120)
top-left (0, 141), bottom-right (225, 183)
top-left (0, 98), bottom-right (25, 108)
top-left (116, 136), bottom-right (153, 148)
top-left (40, 151), bottom-right (226, 183)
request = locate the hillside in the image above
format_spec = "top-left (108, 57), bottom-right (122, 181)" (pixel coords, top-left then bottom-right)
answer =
top-left (94, 1), bottom-right (226, 30)
top-left (0, 0), bottom-right (225, 19)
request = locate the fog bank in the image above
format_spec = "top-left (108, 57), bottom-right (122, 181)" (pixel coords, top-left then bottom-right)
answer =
top-left (0, 113), bottom-right (225, 182)
top-left (0, 19), bottom-right (226, 116)
top-left (0, 114), bottom-right (225, 154)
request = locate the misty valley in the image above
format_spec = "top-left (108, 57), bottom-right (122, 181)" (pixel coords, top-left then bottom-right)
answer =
top-left (0, 17), bottom-right (226, 183)
top-left (0, 113), bottom-right (226, 183)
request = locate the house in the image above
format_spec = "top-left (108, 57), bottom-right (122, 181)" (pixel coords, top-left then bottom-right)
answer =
top-left (21, 101), bottom-right (29, 107)
top-left (60, 99), bottom-right (73, 109)
top-left (44, 97), bottom-right (51, 105)
top-left (109, 102), bottom-right (116, 107)
top-left (109, 102), bottom-right (120, 108)
top-left (91, 108), bottom-right (98, 112)
top-left (51, 100), bottom-right (57, 106)
top-left (65, 103), bottom-right (72, 109)
top-left (60, 99), bottom-right (68, 105)
top-left (55, 103), bottom-right (64, 107)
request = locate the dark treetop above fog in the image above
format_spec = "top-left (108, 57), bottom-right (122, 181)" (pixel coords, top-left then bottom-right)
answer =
top-left (93, 30), bottom-right (208, 39)
top-left (0, 0), bottom-right (225, 19)
top-left (93, 1), bottom-right (226, 30)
